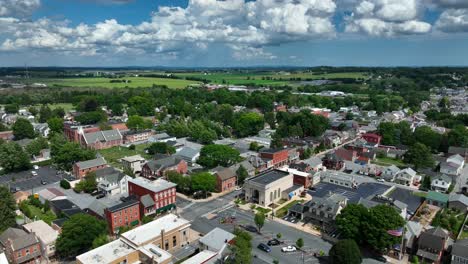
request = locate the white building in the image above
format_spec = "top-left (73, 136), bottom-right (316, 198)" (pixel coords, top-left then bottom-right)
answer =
top-left (395, 168), bottom-right (418, 186)
top-left (431, 175), bottom-right (452, 193)
top-left (440, 154), bottom-right (465, 176)
top-left (23, 220), bottom-right (59, 257)
top-left (121, 155), bottom-right (146, 175)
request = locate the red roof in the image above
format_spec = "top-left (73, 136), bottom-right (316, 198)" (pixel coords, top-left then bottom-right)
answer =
top-left (334, 148), bottom-right (357, 161)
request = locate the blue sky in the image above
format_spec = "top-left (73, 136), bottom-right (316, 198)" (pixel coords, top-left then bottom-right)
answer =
top-left (1, 0), bottom-right (468, 67)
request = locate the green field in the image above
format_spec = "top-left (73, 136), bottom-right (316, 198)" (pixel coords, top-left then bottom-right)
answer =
top-left (98, 144), bottom-right (151, 167)
top-left (34, 77), bottom-right (201, 89)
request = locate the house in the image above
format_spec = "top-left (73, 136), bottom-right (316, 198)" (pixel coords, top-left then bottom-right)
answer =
top-left (23, 220), bottom-right (59, 257)
top-left (141, 155), bottom-right (187, 179)
top-left (448, 147), bottom-right (468, 161)
top-left (431, 175), bottom-right (452, 193)
top-left (358, 164), bottom-right (382, 177)
top-left (362, 133), bottom-right (382, 146)
top-left (416, 227), bottom-right (449, 264)
top-left (279, 167), bottom-right (312, 189)
top-left (37, 188), bottom-right (65, 203)
top-left (176, 147), bottom-right (200, 165)
top-left (451, 239), bottom-right (468, 264)
top-left (85, 200), bottom-right (107, 219)
top-left (448, 194), bottom-right (468, 213)
top-left (215, 168), bottom-right (237, 193)
top-left (49, 199), bottom-right (83, 218)
top-left (32, 123), bottom-right (50, 138)
top-left (32, 148), bottom-right (51, 162)
top-left (404, 221), bottom-right (423, 254)
top-left (128, 177), bottom-right (177, 216)
top-left (121, 155), bottom-right (146, 175)
top-left (303, 156), bottom-right (324, 172)
top-left (244, 169), bottom-right (303, 207)
top-left (426, 191), bottom-right (449, 208)
top-left (72, 157), bottom-right (107, 179)
top-left (248, 154), bottom-right (272, 172)
top-left (104, 197), bottom-right (141, 234)
top-left (259, 148), bottom-right (290, 168)
top-left (148, 132), bottom-right (176, 143)
top-left (358, 195), bottom-right (408, 220)
top-left (334, 148), bottom-right (358, 162)
top-left (198, 228), bottom-right (235, 261)
top-left (381, 165), bottom-right (400, 182)
top-left (440, 154), bottom-right (465, 176)
top-left (0, 228), bottom-right (42, 264)
top-left (123, 130), bottom-right (153, 144)
top-left (395, 168), bottom-right (418, 186)
top-left (95, 167), bottom-right (132, 195)
top-left (81, 129), bottom-right (123, 150)
top-left (230, 160), bottom-right (255, 177)
top-left (322, 153), bottom-right (345, 170)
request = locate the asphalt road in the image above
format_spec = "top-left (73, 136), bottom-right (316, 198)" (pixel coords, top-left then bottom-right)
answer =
top-left (0, 165), bottom-right (64, 192)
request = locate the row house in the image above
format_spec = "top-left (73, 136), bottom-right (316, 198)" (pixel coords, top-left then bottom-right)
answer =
top-left (322, 153), bottom-right (345, 170)
top-left (0, 228), bottom-right (42, 264)
top-left (362, 132), bottom-right (382, 146)
top-left (23, 221), bottom-right (59, 258)
top-left (141, 154), bottom-right (188, 179)
top-left (81, 129), bottom-right (123, 150)
top-left (72, 157), bottom-right (107, 179)
top-left (128, 177), bottom-right (177, 216)
top-left (259, 148), bottom-right (289, 169)
top-left (104, 197), bottom-right (141, 234)
top-left (215, 168), bottom-right (237, 193)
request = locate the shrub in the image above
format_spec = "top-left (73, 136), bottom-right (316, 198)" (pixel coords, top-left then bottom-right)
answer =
top-left (60, 179), bottom-right (71, 189)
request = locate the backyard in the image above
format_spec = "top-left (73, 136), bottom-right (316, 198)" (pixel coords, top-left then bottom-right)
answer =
top-left (19, 198), bottom-right (57, 224)
top-left (98, 144), bottom-right (151, 167)
top-left (373, 157), bottom-right (407, 167)
top-left (431, 208), bottom-right (466, 238)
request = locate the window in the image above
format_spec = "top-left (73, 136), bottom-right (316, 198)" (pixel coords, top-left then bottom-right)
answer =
top-left (165, 240), bottom-right (169, 250)
top-left (270, 192), bottom-right (273, 201)
top-left (25, 249), bottom-right (30, 255)
top-left (17, 252), bottom-right (21, 258)
top-left (173, 236), bottom-right (177, 247)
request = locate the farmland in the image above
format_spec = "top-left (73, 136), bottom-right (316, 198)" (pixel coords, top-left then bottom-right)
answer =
top-left (32, 77), bottom-right (201, 89)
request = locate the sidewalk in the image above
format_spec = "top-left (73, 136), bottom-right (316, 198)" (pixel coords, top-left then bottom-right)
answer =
top-left (176, 189), bottom-right (235, 203)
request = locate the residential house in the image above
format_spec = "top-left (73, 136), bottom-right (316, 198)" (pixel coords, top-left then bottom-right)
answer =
top-left (358, 164), bottom-right (382, 177)
top-left (197, 228), bottom-right (235, 262)
top-left (123, 130), bottom-right (153, 144)
top-left (440, 154), bottom-right (465, 176)
top-left (303, 157), bottom-right (324, 172)
top-left (395, 168), bottom-right (418, 186)
top-left (248, 154), bottom-right (272, 172)
top-left (104, 197), bottom-right (141, 234)
top-left (49, 199), bottom-right (83, 218)
top-left (81, 129), bottom-right (123, 150)
top-left (215, 168), bottom-right (237, 193)
top-left (416, 227), bottom-right (449, 264)
top-left (230, 160), bottom-right (255, 177)
top-left (404, 221), bottom-right (423, 254)
top-left (141, 155), bottom-right (188, 179)
top-left (32, 123), bottom-right (49, 138)
top-left (121, 155), bottom-right (146, 175)
top-left (426, 191), bottom-right (449, 208)
top-left (148, 132), bottom-right (176, 143)
top-left (176, 147), bottom-right (200, 165)
top-left (362, 133), bottom-right (382, 146)
top-left (358, 195), bottom-right (408, 220)
top-left (451, 239), bottom-right (468, 264)
top-left (287, 148), bottom-right (300, 164)
top-left (381, 165), bottom-right (400, 182)
top-left (334, 148), bottom-right (358, 162)
top-left (448, 194), bottom-right (468, 213)
top-left (259, 148), bottom-right (290, 169)
top-left (448, 147), bottom-right (468, 161)
top-left (72, 157), bottom-right (107, 179)
top-left (23, 220), bottom-right (59, 258)
top-left (289, 162), bottom-right (312, 173)
top-left (85, 200), bottom-right (107, 219)
top-left (37, 188), bottom-right (65, 203)
top-left (128, 177), bottom-right (177, 216)
top-left (95, 167), bottom-right (132, 195)
top-left (0, 228), bottom-right (42, 264)
top-left (322, 153), bottom-right (344, 170)
top-left (431, 175), bottom-right (452, 193)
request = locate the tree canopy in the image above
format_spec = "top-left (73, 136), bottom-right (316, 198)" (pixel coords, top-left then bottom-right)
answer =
top-left (198, 144), bottom-right (242, 168)
top-left (191, 172), bottom-right (217, 193)
top-left (232, 112), bottom-right (264, 137)
top-left (126, 115), bottom-right (153, 130)
top-left (0, 186), bottom-right (16, 233)
top-left (229, 229), bottom-right (252, 264)
top-left (146, 142), bottom-right (176, 155)
top-left (329, 239), bottom-right (362, 264)
top-left (52, 142), bottom-right (96, 170)
top-left (404, 142), bottom-right (435, 170)
top-left (0, 141), bottom-right (31, 172)
top-left (12, 118), bottom-right (35, 140)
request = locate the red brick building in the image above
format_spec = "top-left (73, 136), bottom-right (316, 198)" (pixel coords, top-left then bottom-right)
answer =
top-left (362, 133), bottom-right (382, 145)
top-left (128, 177), bottom-right (177, 216)
top-left (141, 155), bottom-right (188, 179)
top-left (215, 168), bottom-right (237, 193)
top-left (72, 157), bottom-right (108, 179)
top-left (0, 228), bottom-right (42, 264)
top-left (63, 121), bottom-right (100, 142)
top-left (259, 148), bottom-right (289, 168)
top-left (334, 148), bottom-right (358, 162)
top-left (104, 198), bottom-right (140, 234)
top-left (81, 129), bottom-right (123, 150)
top-left (123, 130), bottom-right (154, 144)
top-left (322, 153), bottom-right (344, 170)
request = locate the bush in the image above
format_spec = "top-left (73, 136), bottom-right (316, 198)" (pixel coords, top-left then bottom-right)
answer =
top-left (60, 179), bottom-right (71, 189)
top-left (128, 144), bottom-right (136, 150)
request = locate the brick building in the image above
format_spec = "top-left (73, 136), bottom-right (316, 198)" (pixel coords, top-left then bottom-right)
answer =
top-left (362, 133), bottom-right (382, 146)
top-left (63, 121), bottom-right (100, 142)
top-left (322, 153), bottom-right (345, 170)
top-left (259, 148), bottom-right (289, 169)
top-left (128, 177), bottom-right (177, 216)
top-left (81, 129), bottom-right (123, 150)
top-left (0, 228), bottom-right (42, 264)
top-left (104, 197), bottom-right (141, 234)
top-left (141, 155), bottom-right (187, 179)
top-left (123, 130), bottom-right (154, 144)
top-left (72, 157), bottom-right (107, 179)
top-left (215, 168), bottom-right (237, 193)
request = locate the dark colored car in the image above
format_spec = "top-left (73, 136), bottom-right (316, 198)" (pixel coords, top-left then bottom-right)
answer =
top-left (257, 243), bottom-right (271, 253)
top-left (374, 256), bottom-right (387, 263)
top-left (96, 193), bottom-right (106, 199)
top-left (244, 225), bottom-right (258, 233)
top-left (10, 187), bottom-right (20, 193)
top-left (267, 239), bottom-right (282, 246)
top-left (41, 180), bottom-right (48, 185)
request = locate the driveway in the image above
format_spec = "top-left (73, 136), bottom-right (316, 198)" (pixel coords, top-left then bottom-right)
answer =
top-left (0, 166), bottom-right (63, 193)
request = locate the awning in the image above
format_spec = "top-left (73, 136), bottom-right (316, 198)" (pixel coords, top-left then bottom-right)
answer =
top-left (156, 204), bottom-right (176, 214)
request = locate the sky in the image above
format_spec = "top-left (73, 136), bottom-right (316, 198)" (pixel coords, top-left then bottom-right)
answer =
top-left (1, 0), bottom-right (468, 67)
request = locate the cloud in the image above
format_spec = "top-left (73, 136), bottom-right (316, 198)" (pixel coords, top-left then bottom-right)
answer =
top-left (428, 0), bottom-right (468, 9)
top-left (0, 0), bottom-right (40, 17)
top-left (435, 8), bottom-right (468, 32)
top-left (344, 0), bottom-right (432, 36)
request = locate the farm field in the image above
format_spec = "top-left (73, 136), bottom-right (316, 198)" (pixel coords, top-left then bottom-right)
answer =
top-left (32, 77), bottom-right (201, 89)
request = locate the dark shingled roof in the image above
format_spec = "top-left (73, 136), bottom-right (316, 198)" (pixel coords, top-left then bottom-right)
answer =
top-left (452, 239), bottom-right (468, 259)
top-left (418, 227), bottom-right (448, 252)
top-left (0, 228), bottom-right (39, 251)
top-left (216, 168), bottom-right (237, 181)
top-left (248, 169), bottom-right (289, 185)
top-left (107, 198), bottom-right (139, 213)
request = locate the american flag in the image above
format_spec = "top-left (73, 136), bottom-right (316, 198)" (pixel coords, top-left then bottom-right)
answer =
top-left (387, 227), bottom-right (404, 237)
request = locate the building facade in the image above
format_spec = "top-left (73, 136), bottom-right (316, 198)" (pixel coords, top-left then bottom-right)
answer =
top-left (104, 198), bottom-right (141, 234)
top-left (128, 177), bottom-right (177, 216)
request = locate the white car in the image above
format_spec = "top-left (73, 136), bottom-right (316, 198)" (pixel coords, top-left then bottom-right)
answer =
top-left (33, 165), bottom-right (39, 170)
top-left (377, 179), bottom-right (385, 182)
top-left (281, 245), bottom-right (297, 252)
top-left (235, 186), bottom-right (242, 191)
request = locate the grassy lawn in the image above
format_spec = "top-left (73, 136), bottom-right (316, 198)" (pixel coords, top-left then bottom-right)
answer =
top-left (22, 204), bottom-right (57, 224)
top-left (373, 157), bottom-right (407, 167)
top-left (33, 103), bottom-right (74, 112)
top-left (431, 208), bottom-right (466, 238)
top-left (460, 229), bottom-right (468, 239)
top-left (256, 207), bottom-right (272, 215)
top-left (276, 199), bottom-right (305, 218)
top-left (31, 77), bottom-right (200, 89)
top-left (98, 144), bottom-right (150, 167)
top-left (413, 191), bottom-right (428, 198)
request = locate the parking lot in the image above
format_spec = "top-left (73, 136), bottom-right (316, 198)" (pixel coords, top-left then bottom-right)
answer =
top-left (309, 182), bottom-right (391, 203)
top-left (0, 166), bottom-right (64, 192)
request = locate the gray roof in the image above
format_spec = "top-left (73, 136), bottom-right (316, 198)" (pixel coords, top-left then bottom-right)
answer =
top-left (405, 221), bottom-right (423, 242)
top-left (418, 227), bottom-right (448, 251)
top-left (449, 194), bottom-right (468, 206)
top-left (247, 169), bottom-right (290, 186)
top-left (145, 155), bottom-right (184, 172)
top-left (95, 167), bottom-right (125, 184)
top-left (176, 147), bottom-right (199, 159)
top-left (199, 227), bottom-right (235, 252)
top-left (0, 228), bottom-right (39, 251)
top-left (83, 129), bottom-right (122, 144)
top-left (129, 177), bottom-right (177, 194)
top-left (141, 194), bottom-right (155, 208)
top-left (385, 165), bottom-right (401, 174)
top-left (448, 146), bottom-right (468, 156)
top-left (303, 157), bottom-right (323, 167)
top-left (230, 160), bottom-right (255, 172)
top-left (86, 200), bottom-right (107, 217)
top-left (452, 239), bottom-right (468, 258)
top-left (107, 198), bottom-right (139, 213)
top-left (216, 168), bottom-right (237, 181)
top-left (76, 157), bottom-right (107, 170)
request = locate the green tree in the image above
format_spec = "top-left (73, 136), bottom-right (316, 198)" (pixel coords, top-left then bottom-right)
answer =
top-left (329, 239), bottom-right (362, 264)
top-left (378, 122), bottom-right (396, 146)
top-left (198, 144), bottom-right (242, 168)
top-left (25, 136), bottom-right (48, 156)
top-left (276, 233), bottom-right (282, 239)
top-left (236, 165), bottom-right (248, 185)
top-left (126, 115), bottom-right (153, 130)
top-left (56, 214), bottom-right (107, 257)
top-left (166, 171), bottom-right (191, 194)
top-left (404, 142), bottom-right (435, 170)
top-left (78, 97), bottom-right (99, 112)
top-left (295, 238), bottom-right (304, 249)
top-left (249, 142), bottom-right (262, 151)
top-left (5, 103), bottom-right (19, 114)
top-left (12, 118), bottom-right (35, 140)
top-left (39, 105), bottom-right (53, 123)
top-left (229, 229), bottom-right (252, 264)
top-left (128, 96), bottom-right (154, 116)
top-left (300, 148), bottom-right (312, 159)
top-left (0, 186), bottom-right (16, 232)
top-left (413, 126), bottom-right (441, 151)
top-left (254, 212), bottom-right (265, 233)
top-left (233, 112), bottom-right (264, 137)
top-left (264, 112), bottom-right (276, 129)
top-left (146, 142), bottom-right (176, 155)
top-left (191, 172), bottom-right (216, 193)
top-left (364, 205), bottom-right (405, 251)
top-left (0, 123), bottom-right (9, 132)
top-left (92, 234), bottom-right (108, 249)
top-left (52, 142), bottom-right (96, 170)
top-left (0, 142), bottom-right (31, 172)
top-left (47, 117), bottom-right (64, 134)
top-left (60, 179), bottom-right (71, 189)
top-left (336, 204), bottom-right (370, 244)
top-left (74, 111), bottom-right (107, 125)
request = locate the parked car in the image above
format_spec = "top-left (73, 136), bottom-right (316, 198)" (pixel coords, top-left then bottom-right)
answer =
top-left (257, 243), bottom-right (271, 253)
top-left (377, 178), bottom-right (385, 182)
top-left (41, 180), bottom-right (47, 185)
top-left (33, 165), bottom-right (39, 170)
top-left (244, 225), bottom-right (258, 233)
top-left (281, 245), bottom-right (297, 252)
top-left (91, 190), bottom-right (101, 196)
top-left (96, 193), bottom-right (106, 199)
top-left (374, 256), bottom-right (387, 263)
top-left (31, 171), bottom-right (38, 176)
top-left (10, 187), bottom-right (20, 193)
top-left (267, 239), bottom-right (282, 246)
